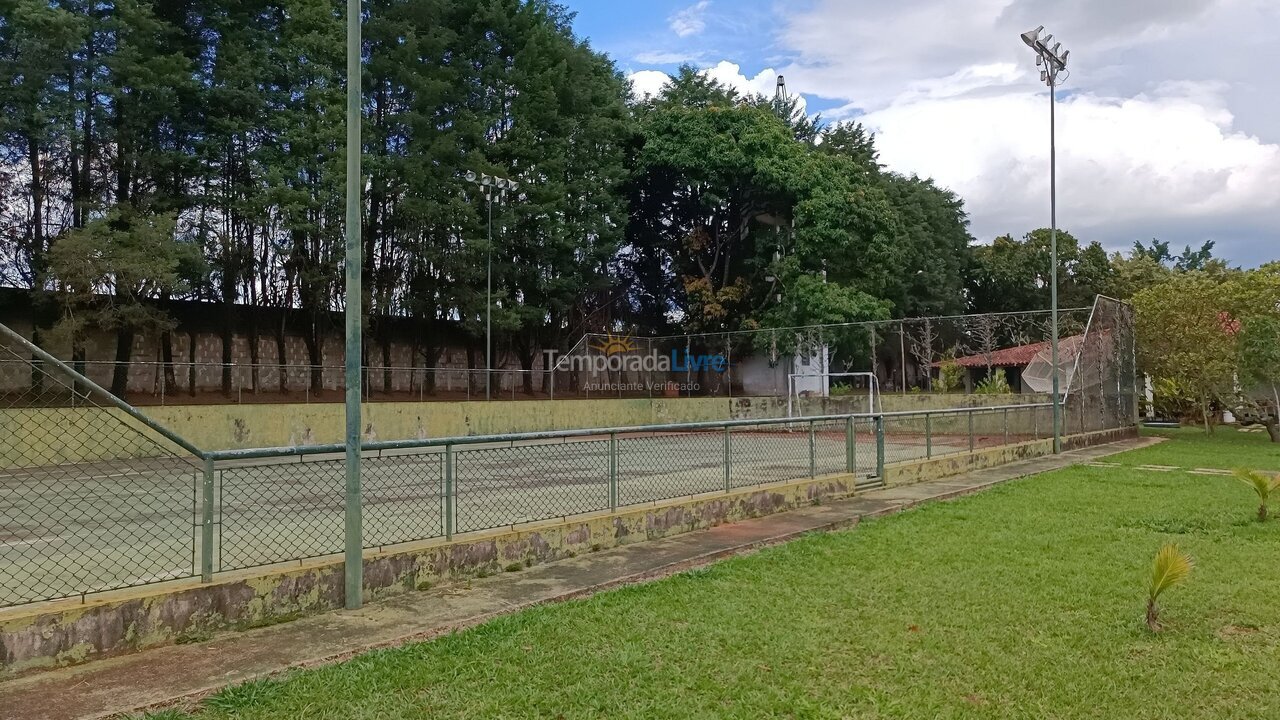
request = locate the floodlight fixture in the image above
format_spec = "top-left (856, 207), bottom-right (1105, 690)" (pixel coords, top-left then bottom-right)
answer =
top-left (1023, 25), bottom-right (1068, 87)
top-left (464, 170), bottom-right (477, 182)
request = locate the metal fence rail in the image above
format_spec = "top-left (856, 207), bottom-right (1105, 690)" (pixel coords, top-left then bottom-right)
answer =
top-left (192, 405), bottom-right (1051, 577)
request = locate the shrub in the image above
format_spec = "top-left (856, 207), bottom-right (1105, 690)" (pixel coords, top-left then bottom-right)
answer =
top-left (1146, 543), bottom-right (1193, 632)
top-left (1233, 468), bottom-right (1280, 522)
top-left (829, 383), bottom-right (855, 397)
top-left (937, 357), bottom-right (965, 393)
top-left (975, 368), bottom-right (1012, 395)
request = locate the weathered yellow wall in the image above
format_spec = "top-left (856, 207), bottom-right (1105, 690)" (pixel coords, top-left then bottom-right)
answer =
top-left (1, 393), bottom-right (1050, 463)
top-left (0, 407), bottom-right (182, 468)
top-left (136, 397), bottom-right (731, 451)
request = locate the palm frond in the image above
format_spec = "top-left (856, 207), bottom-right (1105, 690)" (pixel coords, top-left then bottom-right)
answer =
top-left (1233, 468), bottom-right (1280, 500)
top-left (1148, 542), bottom-right (1193, 601)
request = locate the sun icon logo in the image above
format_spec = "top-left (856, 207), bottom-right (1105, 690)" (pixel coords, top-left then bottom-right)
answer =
top-left (591, 332), bottom-right (638, 356)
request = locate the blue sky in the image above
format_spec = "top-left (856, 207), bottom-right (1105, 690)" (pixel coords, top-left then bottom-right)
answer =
top-left (560, 0), bottom-right (1280, 268)
top-left (565, 0), bottom-right (844, 114)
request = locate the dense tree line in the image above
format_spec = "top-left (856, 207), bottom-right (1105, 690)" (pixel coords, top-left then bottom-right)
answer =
top-left (1130, 262), bottom-right (1280, 440)
top-left (0, 0), bottom-right (1198, 398)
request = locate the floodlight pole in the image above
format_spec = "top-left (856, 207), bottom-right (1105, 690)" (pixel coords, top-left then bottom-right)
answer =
top-left (486, 192), bottom-right (493, 401)
top-left (1049, 79), bottom-right (1061, 453)
top-left (463, 172), bottom-right (518, 401)
top-left (343, 0), bottom-right (363, 609)
top-left (1022, 24), bottom-right (1068, 454)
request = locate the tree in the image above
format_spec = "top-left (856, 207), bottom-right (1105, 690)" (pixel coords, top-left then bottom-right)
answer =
top-left (47, 208), bottom-right (189, 396)
top-left (755, 272), bottom-right (890, 370)
top-left (0, 0), bottom-right (83, 290)
top-left (1132, 273), bottom-right (1239, 432)
top-left (1107, 251), bottom-right (1171, 300)
top-left (967, 229), bottom-right (1108, 313)
top-left (629, 77), bottom-right (807, 335)
top-left (1226, 267), bottom-right (1280, 442)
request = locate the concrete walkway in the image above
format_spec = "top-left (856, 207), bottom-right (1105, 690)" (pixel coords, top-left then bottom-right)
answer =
top-left (0, 437), bottom-right (1157, 720)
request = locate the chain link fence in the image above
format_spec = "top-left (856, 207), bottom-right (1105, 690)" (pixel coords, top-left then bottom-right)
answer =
top-left (1, 299), bottom-right (1136, 608)
top-left (1060, 296), bottom-right (1139, 434)
top-left (0, 326), bottom-right (204, 607)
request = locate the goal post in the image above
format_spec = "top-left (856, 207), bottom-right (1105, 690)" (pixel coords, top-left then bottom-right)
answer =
top-left (787, 371), bottom-right (881, 418)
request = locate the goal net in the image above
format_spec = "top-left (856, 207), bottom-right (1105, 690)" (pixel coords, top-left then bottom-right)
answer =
top-left (788, 371), bottom-right (881, 418)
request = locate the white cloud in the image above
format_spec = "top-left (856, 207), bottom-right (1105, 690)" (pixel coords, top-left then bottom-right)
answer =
top-left (862, 85), bottom-right (1280, 244)
top-left (625, 61), bottom-right (808, 114)
top-left (628, 70), bottom-right (671, 99)
top-left (633, 50), bottom-right (708, 65)
top-left (669, 1), bottom-right (711, 38)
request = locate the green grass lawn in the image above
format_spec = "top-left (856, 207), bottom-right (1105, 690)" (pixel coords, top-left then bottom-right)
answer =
top-left (153, 430), bottom-right (1280, 720)
top-left (1117, 425), bottom-right (1280, 471)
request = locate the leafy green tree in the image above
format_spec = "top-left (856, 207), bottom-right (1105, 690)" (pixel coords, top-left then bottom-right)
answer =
top-left (875, 173), bottom-right (971, 316)
top-left (47, 209), bottom-right (190, 396)
top-left (1134, 238), bottom-right (1218, 272)
top-left (0, 0), bottom-right (83, 289)
top-left (1226, 267), bottom-right (1280, 441)
top-left (1133, 273), bottom-right (1240, 432)
top-left (1107, 251), bottom-right (1171, 300)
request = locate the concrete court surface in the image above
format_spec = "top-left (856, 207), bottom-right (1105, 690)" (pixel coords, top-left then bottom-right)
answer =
top-left (0, 436), bottom-right (1157, 720)
top-left (3, 424), bottom-right (982, 608)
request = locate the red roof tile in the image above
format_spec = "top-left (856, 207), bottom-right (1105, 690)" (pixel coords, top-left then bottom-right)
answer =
top-left (935, 334), bottom-right (1086, 368)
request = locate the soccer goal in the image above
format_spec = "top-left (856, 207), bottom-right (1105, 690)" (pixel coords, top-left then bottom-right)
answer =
top-left (787, 371), bottom-right (881, 418)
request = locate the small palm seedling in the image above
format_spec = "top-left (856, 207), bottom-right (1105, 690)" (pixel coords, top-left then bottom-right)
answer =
top-left (1146, 543), bottom-right (1193, 632)
top-left (1233, 468), bottom-right (1280, 522)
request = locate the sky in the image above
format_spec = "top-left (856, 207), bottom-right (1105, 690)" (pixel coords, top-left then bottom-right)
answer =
top-left (561, 0), bottom-right (1280, 267)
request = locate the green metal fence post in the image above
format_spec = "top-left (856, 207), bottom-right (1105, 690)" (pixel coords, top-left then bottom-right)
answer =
top-left (444, 445), bottom-right (454, 541)
top-left (968, 410), bottom-right (975, 453)
top-left (925, 412), bottom-right (932, 459)
top-left (723, 426), bottom-right (731, 492)
top-left (200, 458), bottom-right (215, 583)
top-left (875, 415), bottom-right (885, 480)
top-left (808, 420), bottom-right (817, 478)
top-left (845, 416), bottom-right (856, 475)
top-left (342, 0), bottom-right (364, 611)
top-left (609, 432), bottom-right (619, 511)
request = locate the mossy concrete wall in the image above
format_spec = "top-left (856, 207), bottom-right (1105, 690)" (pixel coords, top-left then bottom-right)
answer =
top-left (883, 425), bottom-right (1138, 487)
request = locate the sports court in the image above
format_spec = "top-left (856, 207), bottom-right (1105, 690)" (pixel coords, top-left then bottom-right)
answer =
top-left (4, 418), bottom-right (994, 606)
